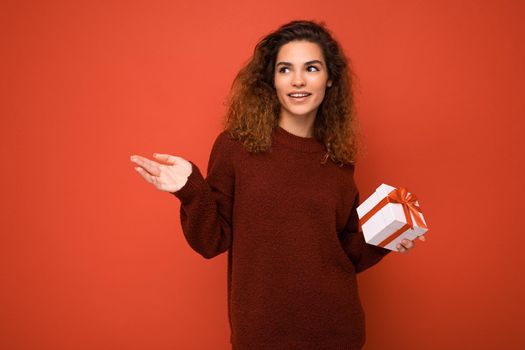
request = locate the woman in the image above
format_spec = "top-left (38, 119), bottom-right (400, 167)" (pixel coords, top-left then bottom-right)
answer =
top-left (130, 20), bottom-right (422, 350)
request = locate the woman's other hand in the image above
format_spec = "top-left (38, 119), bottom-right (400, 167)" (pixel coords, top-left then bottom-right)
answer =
top-left (130, 153), bottom-right (192, 193)
top-left (396, 234), bottom-right (426, 254)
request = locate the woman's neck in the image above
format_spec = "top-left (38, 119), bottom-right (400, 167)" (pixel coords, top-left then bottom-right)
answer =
top-left (277, 114), bottom-right (316, 138)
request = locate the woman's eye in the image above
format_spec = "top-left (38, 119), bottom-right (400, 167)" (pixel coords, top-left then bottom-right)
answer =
top-left (278, 66), bottom-right (319, 73)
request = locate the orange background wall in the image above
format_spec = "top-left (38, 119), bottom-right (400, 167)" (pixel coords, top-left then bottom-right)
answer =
top-left (1, 1), bottom-right (523, 349)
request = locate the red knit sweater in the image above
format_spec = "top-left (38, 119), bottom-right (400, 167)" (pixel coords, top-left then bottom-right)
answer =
top-left (172, 125), bottom-right (391, 349)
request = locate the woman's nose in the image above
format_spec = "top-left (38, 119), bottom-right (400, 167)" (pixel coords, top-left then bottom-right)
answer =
top-left (292, 73), bottom-right (306, 87)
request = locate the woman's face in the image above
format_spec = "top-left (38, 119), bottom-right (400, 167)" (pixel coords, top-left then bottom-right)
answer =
top-left (274, 40), bottom-right (332, 122)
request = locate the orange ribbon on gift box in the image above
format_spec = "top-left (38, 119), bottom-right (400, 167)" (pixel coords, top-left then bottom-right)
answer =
top-left (359, 187), bottom-right (428, 248)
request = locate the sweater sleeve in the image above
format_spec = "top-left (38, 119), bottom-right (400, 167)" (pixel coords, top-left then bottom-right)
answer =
top-left (170, 132), bottom-right (235, 259)
top-left (340, 191), bottom-right (392, 274)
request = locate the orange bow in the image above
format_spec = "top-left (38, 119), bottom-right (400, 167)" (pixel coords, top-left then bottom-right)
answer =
top-left (359, 187), bottom-right (428, 248)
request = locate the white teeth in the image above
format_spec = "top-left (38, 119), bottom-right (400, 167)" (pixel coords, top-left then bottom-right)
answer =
top-left (289, 93), bottom-right (310, 97)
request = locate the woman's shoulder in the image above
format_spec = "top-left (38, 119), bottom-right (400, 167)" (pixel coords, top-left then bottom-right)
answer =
top-left (331, 160), bottom-right (357, 187)
top-left (328, 157), bottom-right (356, 173)
top-left (210, 129), bottom-right (248, 161)
top-left (213, 129), bottom-right (240, 150)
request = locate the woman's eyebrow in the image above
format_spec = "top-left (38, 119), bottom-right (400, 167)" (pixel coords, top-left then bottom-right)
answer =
top-left (276, 60), bottom-right (324, 67)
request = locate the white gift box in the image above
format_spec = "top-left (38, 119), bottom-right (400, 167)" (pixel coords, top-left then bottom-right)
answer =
top-left (356, 183), bottom-right (429, 251)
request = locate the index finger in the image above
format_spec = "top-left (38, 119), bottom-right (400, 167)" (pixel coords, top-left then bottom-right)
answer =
top-left (153, 153), bottom-right (179, 165)
top-left (130, 155), bottom-right (161, 176)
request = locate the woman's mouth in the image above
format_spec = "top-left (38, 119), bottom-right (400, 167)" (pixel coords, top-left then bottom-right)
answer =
top-left (288, 92), bottom-right (312, 102)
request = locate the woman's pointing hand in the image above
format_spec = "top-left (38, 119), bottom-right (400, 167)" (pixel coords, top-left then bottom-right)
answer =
top-left (130, 153), bottom-right (192, 193)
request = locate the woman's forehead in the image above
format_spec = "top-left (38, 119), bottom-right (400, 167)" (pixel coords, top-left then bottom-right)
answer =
top-left (276, 41), bottom-right (324, 62)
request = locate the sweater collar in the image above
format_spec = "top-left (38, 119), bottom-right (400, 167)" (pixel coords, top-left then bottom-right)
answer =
top-left (273, 125), bottom-right (327, 153)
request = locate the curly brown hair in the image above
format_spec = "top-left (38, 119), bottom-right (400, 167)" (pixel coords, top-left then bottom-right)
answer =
top-left (221, 19), bottom-right (362, 166)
